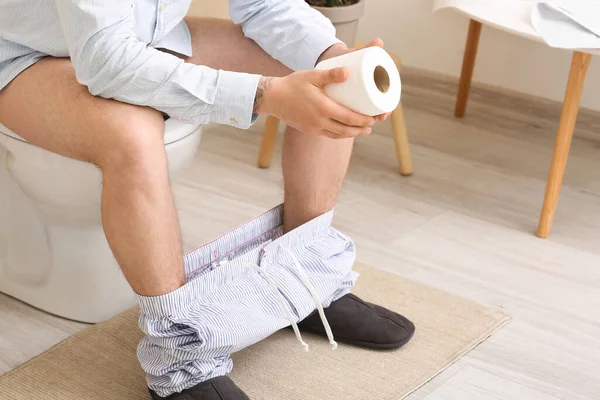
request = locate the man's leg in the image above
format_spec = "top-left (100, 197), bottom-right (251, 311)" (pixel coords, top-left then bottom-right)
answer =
top-left (181, 18), bottom-right (351, 231)
top-left (282, 131), bottom-right (352, 230)
top-left (0, 58), bottom-right (184, 297)
top-left (182, 16), bottom-right (414, 347)
top-left (0, 19), bottom-right (413, 400)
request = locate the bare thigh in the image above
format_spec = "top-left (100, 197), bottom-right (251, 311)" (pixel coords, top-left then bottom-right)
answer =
top-left (181, 17), bottom-right (292, 77)
top-left (0, 58), bottom-right (164, 164)
top-left (0, 18), bottom-right (286, 160)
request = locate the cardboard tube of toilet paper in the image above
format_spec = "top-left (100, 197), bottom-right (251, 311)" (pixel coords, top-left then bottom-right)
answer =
top-left (315, 47), bottom-right (401, 116)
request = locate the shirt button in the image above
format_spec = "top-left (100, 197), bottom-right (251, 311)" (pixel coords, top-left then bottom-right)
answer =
top-left (229, 118), bottom-right (238, 125)
top-left (159, 4), bottom-right (166, 12)
top-left (151, 42), bottom-right (158, 46)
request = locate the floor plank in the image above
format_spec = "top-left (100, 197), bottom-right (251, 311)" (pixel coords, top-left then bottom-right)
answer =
top-left (0, 293), bottom-right (86, 373)
top-left (423, 366), bottom-right (563, 400)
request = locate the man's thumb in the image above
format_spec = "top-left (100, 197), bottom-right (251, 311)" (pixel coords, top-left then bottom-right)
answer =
top-left (313, 67), bottom-right (349, 86)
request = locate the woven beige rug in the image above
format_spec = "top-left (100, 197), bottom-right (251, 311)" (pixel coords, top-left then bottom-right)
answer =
top-left (0, 264), bottom-right (510, 400)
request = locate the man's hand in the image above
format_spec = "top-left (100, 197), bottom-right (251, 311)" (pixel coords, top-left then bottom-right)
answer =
top-left (253, 38), bottom-right (391, 139)
top-left (317, 38), bottom-right (392, 123)
top-left (255, 69), bottom-right (375, 139)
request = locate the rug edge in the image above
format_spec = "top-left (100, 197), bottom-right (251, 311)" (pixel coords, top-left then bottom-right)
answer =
top-left (393, 311), bottom-right (512, 399)
top-left (0, 309), bottom-right (137, 381)
top-left (1, 267), bottom-right (514, 400)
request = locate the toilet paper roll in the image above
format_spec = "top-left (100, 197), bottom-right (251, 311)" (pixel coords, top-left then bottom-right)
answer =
top-left (315, 47), bottom-right (401, 116)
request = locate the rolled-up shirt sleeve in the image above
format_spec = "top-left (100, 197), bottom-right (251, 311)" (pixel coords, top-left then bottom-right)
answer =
top-left (54, 1), bottom-right (260, 128)
top-left (229, 0), bottom-right (344, 71)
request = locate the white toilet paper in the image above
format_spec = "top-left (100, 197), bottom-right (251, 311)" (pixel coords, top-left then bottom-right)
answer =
top-left (315, 47), bottom-right (401, 116)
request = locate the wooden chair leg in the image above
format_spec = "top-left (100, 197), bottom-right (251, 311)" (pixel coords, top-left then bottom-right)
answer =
top-left (390, 102), bottom-right (413, 176)
top-left (537, 51), bottom-right (592, 238)
top-left (455, 19), bottom-right (482, 118)
top-left (387, 50), bottom-right (413, 176)
top-left (257, 116), bottom-right (280, 168)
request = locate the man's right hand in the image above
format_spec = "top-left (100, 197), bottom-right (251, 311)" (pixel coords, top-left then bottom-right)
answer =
top-left (253, 69), bottom-right (375, 139)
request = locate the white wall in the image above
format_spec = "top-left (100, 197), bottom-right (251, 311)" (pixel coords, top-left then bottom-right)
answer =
top-left (188, 0), bottom-right (600, 111)
top-left (359, 0), bottom-right (600, 110)
top-left (188, 1), bottom-right (229, 19)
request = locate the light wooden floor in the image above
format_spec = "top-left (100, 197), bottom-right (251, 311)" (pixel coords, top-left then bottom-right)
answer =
top-left (1, 68), bottom-right (600, 399)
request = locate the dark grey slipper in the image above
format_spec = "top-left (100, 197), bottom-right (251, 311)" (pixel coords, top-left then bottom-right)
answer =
top-left (297, 293), bottom-right (415, 349)
top-left (149, 376), bottom-right (250, 400)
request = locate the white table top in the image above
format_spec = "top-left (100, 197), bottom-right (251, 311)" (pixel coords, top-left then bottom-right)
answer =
top-left (433, 0), bottom-right (600, 55)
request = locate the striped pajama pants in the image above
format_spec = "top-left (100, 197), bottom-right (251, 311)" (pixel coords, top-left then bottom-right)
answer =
top-left (136, 205), bottom-right (358, 397)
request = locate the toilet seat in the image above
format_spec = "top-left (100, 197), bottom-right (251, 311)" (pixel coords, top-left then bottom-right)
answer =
top-left (0, 118), bottom-right (196, 145)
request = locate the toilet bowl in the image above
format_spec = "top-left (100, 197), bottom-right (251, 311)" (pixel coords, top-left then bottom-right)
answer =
top-left (0, 119), bottom-right (202, 323)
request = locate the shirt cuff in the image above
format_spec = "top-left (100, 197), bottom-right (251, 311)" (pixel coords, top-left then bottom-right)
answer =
top-left (212, 70), bottom-right (262, 129)
top-left (294, 32), bottom-right (344, 71)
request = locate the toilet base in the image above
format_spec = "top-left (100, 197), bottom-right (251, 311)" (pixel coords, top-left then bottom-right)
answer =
top-left (0, 120), bottom-right (202, 323)
top-left (0, 147), bottom-right (136, 323)
top-left (0, 222), bottom-right (136, 323)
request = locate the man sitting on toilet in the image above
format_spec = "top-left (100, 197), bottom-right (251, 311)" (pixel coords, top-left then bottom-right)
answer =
top-left (0, 1), bottom-right (414, 399)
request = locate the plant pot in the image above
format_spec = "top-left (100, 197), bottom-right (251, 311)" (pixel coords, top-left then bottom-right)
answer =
top-left (311, 0), bottom-right (366, 47)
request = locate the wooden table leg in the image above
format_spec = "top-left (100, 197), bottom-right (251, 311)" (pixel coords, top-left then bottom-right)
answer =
top-left (537, 51), bottom-right (592, 238)
top-left (455, 19), bottom-right (482, 118)
top-left (257, 116), bottom-right (280, 168)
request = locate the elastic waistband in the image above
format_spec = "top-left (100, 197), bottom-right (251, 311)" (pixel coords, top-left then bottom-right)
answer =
top-left (182, 205), bottom-right (283, 278)
top-left (137, 204), bottom-right (335, 317)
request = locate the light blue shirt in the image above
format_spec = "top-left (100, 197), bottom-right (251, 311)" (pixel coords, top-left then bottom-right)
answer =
top-left (0, 1), bottom-right (341, 128)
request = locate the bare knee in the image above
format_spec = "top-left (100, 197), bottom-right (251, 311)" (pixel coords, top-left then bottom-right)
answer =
top-left (90, 107), bottom-right (166, 173)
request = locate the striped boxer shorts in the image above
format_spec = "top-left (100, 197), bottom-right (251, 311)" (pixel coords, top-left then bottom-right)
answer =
top-left (136, 204), bottom-right (358, 397)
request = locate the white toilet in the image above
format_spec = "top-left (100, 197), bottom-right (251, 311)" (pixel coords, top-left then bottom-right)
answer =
top-left (0, 119), bottom-right (202, 323)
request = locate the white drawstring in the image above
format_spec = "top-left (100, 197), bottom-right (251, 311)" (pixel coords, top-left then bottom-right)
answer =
top-left (243, 262), bottom-right (309, 352)
top-left (281, 247), bottom-right (338, 350)
top-left (243, 246), bottom-right (338, 352)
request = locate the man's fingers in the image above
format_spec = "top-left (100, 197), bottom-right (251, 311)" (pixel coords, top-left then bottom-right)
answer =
top-left (327, 102), bottom-right (375, 128)
top-left (370, 38), bottom-right (384, 48)
top-left (325, 119), bottom-right (371, 138)
top-left (376, 112), bottom-right (391, 121)
top-left (312, 67), bottom-right (349, 85)
top-left (359, 38), bottom-right (384, 50)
